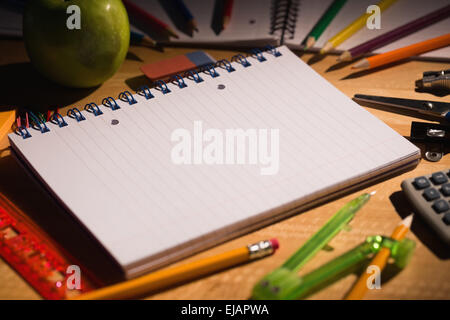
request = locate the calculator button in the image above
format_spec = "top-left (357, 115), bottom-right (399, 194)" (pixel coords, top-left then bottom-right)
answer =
top-left (433, 199), bottom-right (449, 213)
top-left (441, 184), bottom-right (450, 196)
top-left (413, 177), bottom-right (430, 189)
top-left (431, 172), bottom-right (448, 185)
top-left (423, 188), bottom-right (440, 201)
top-left (443, 213), bottom-right (450, 225)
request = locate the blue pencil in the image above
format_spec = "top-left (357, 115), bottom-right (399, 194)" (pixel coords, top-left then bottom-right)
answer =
top-left (130, 30), bottom-right (157, 47)
top-left (173, 0), bottom-right (198, 32)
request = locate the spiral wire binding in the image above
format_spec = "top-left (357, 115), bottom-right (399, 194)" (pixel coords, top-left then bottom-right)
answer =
top-left (16, 47), bottom-right (282, 139)
top-left (270, 0), bottom-right (300, 43)
top-left (18, 127), bottom-right (31, 139)
top-left (119, 91), bottom-right (138, 105)
top-left (202, 64), bottom-right (220, 78)
top-left (184, 70), bottom-right (204, 83)
top-left (155, 80), bottom-right (171, 94)
top-left (67, 108), bottom-right (86, 122)
top-left (136, 85), bottom-right (154, 99)
top-left (216, 59), bottom-right (235, 73)
top-left (102, 97), bottom-right (120, 110)
top-left (231, 54), bottom-right (251, 67)
top-left (85, 103), bottom-right (103, 116)
top-left (50, 113), bottom-right (68, 128)
top-left (28, 111), bottom-right (50, 133)
top-left (171, 75), bottom-right (188, 89)
top-left (251, 49), bottom-right (267, 62)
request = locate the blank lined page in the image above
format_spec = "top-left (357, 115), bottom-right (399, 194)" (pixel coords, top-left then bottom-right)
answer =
top-left (9, 46), bottom-right (419, 277)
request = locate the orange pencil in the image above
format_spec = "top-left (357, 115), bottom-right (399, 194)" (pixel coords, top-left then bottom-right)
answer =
top-left (352, 33), bottom-right (450, 70)
top-left (345, 215), bottom-right (413, 300)
top-left (74, 239), bottom-right (279, 300)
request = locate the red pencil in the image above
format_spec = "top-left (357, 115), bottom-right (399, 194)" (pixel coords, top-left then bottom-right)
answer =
top-left (223, 0), bottom-right (234, 30)
top-left (122, 0), bottom-right (179, 39)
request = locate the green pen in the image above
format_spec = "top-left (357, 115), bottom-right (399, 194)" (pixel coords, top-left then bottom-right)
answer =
top-left (252, 192), bottom-right (374, 298)
top-left (252, 235), bottom-right (415, 300)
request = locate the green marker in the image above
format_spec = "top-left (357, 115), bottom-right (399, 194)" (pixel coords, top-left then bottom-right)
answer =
top-left (252, 235), bottom-right (415, 300)
top-left (302, 0), bottom-right (348, 49)
top-left (252, 192), bottom-right (374, 299)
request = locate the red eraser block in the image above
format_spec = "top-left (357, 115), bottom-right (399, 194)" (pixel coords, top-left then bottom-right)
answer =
top-left (140, 51), bottom-right (216, 81)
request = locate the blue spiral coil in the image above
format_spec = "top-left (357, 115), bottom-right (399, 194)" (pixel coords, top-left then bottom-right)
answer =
top-left (216, 59), bottom-right (235, 73)
top-left (51, 113), bottom-right (68, 128)
top-left (84, 102), bottom-right (103, 116)
top-left (67, 108), bottom-right (86, 122)
top-left (171, 74), bottom-right (187, 88)
top-left (155, 80), bottom-right (171, 94)
top-left (203, 64), bottom-right (219, 78)
top-left (184, 70), bottom-right (203, 83)
top-left (17, 126), bottom-right (31, 139)
top-left (102, 97), bottom-right (120, 110)
top-left (265, 45), bottom-right (282, 57)
top-left (119, 90), bottom-right (137, 105)
top-left (136, 85), bottom-right (154, 99)
top-left (28, 111), bottom-right (50, 133)
top-left (231, 54), bottom-right (251, 67)
top-left (251, 49), bottom-right (267, 62)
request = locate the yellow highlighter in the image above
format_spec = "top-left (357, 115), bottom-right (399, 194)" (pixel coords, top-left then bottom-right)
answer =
top-left (321, 0), bottom-right (398, 54)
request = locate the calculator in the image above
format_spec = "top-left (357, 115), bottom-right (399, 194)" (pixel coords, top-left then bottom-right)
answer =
top-left (401, 170), bottom-right (450, 246)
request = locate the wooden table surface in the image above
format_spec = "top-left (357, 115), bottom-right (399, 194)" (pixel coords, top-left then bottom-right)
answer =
top-left (0, 39), bottom-right (449, 300)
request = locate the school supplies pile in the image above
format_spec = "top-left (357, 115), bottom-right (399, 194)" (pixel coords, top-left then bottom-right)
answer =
top-left (8, 46), bottom-right (420, 279)
top-left (251, 194), bottom-right (415, 300)
top-left (124, 0), bottom-right (450, 58)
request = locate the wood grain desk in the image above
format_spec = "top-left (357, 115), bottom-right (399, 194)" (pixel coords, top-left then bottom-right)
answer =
top-left (0, 39), bottom-right (449, 300)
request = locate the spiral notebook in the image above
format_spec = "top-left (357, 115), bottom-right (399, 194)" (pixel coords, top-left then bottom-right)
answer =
top-left (8, 46), bottom-right (420, 278)
top-left (130, 0), bottom-right (450, 58)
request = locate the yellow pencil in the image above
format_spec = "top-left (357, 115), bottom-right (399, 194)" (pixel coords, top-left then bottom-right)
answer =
top-left (345, 215), bottom-right (413, 300)
top-left (73, 239), bottom-right (279, 300)
top-left (320, 0), bottom-right (398, 54)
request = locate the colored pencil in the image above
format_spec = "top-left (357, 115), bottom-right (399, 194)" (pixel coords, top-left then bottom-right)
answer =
top-left (339, 4), bottom-right (450, 61)
top-left (320, 0), bottom-right (398, 54)
top-left (173, 0), bottom-right (198, 32)
top-left (352, 33), bottom-right (450, 70)
top-left (122, 0), bottom-right (179, 39)
top-left (130, 30), bottom-right (157, 47)
top-left (345, 215), bottom-right (413, 300)
top-left (74, 239), bottom-right (279, 300)
top-left (303, 0), bottom-right (347, 49)
top-left (222, 0), bottom-right (234, 30)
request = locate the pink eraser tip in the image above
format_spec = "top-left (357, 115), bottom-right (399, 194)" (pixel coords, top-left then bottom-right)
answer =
top-left (269, 238), bottom-right (279, 251)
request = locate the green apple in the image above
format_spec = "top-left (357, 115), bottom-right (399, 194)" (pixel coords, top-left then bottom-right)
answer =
top-left (23, 0), bottom-right (130, 88)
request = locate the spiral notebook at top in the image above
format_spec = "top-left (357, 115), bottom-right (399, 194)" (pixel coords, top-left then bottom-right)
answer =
top-left (130, 0), bottom-right (450, 59)
top-left (8, 46), bottom-right (420, 278)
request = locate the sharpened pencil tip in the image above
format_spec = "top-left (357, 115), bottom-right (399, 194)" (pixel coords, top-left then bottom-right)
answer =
top-left (352, 59), bottom-right (369, 69)
top-left (305, 37), bottom-right (315, 49)
top-left (320, 42), bottom-right (334, 55)
top-left (338, 51), bottom-right (352, 62)
top-left (401, 214), bottom-right (414, 228)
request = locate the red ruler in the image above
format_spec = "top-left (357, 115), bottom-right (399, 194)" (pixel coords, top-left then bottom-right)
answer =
top-left (0, 192), bottom-right (99, 299)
